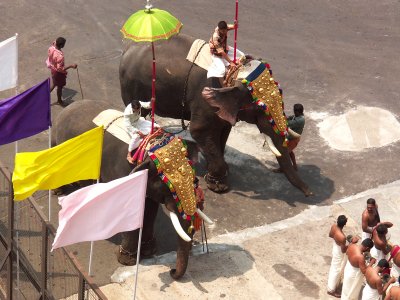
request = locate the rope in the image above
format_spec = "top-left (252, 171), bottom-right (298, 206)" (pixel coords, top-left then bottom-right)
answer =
top-left (181, 41), bottom-right (207, 130)
top-left (76, 67), bottom-right (84, 100)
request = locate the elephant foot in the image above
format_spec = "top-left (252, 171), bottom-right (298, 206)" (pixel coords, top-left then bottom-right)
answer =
top-left (141, 237), bottom-right (157, 258)
top-left (116, 245), bottom-right (137, 266)
top-left (204, 172), bottom-right (229, 193)
top-left (116, 238), bottom-right (157, 266)
top-left (170, 269), bottom-right (184, 280)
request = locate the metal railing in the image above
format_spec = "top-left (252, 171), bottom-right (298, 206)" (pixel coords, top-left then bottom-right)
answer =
top-left (0, 160), bottom-right (108, 300)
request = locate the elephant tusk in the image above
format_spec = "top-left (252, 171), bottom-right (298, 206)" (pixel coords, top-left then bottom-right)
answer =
top-left (161, 205), bottom-right (192, 242)
top-left (196, 208), bottom-right (214, 225)
top-left (288, 128), bottom-right (301, 138)
top-left (264, 135), bottom-right (282, 157)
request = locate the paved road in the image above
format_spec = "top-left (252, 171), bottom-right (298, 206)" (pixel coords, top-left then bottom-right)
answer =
top-left (1, 0), bottom-right (400, 293)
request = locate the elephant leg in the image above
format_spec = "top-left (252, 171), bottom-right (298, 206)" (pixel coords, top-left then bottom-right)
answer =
top-left (190, 122), bottom-right (229, 193)
top-left (117, 197), bottom-right (159, 266)
top-left (220, 124), bottom-right (232, 154)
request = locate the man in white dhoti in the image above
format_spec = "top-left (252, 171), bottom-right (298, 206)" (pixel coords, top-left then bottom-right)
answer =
top-left (362, 259), bottom-right (396, 300)
top-left (341, 238), bottom-right (374, 300)
top-left (327, 215), bottom-right (359, 298)
top-left (362, 198), bottom-right (380, 241)
top-left (124, 101), bottom-right (158, 164)
top-left (207, 20), bottom-right (244, 87)
top-left (384, 277), bottom-right (400, 300)
top-left (390, 245), bottom-right (400, 279)
top-left (371, 224), bottom-right (392, 265)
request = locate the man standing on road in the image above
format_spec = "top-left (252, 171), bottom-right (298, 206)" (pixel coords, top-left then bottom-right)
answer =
top-left (362, 259), bottom-right (396, 300)
top-left (46, 37), bottom-right (77, 106)
top-left (362, 198), bottom-right (381, 240)
top-left (341, 238), bottom-right (374, 300)
top-left (385, 277), bottom-right (400, 300)
top-left (371, 223), bottom-right (393, 265)
top-left (327, 215), bottom-right (359, 298)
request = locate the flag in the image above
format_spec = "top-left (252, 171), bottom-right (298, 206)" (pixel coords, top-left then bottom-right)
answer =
top-left (51, 170), bottom-right (148, 251)
top-left (12, 126), bottom-right (104, 200)
top-left (0, 78), bottom-right (51, 146)
top-left (0, 35), bottom-right (18, 91)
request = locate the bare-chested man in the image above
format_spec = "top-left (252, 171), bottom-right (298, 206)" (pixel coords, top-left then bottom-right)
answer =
top-left (362, 198), bottom-right (381, 240)
top-left (371, 224), bottom-right (393, 265)
top-left (385, 277), bottom-right (400, 300)
top-left (390, 245), bottom-right (400, 278)
top-left (327, 215), bottom-right (359, 298)
top-left (341, 238), bottom-right (374, 300)
top-left (362, 259), bottom-right (396, 300)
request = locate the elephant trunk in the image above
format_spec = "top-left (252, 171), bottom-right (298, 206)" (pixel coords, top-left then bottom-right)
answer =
top-left (277, 150), bottom-right (312, 197)
top-left (170, 234), bottom-right (193, 280)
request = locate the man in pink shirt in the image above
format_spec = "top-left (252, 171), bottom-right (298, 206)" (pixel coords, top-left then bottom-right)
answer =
top-left (46, 37), bottom-right (77, 106)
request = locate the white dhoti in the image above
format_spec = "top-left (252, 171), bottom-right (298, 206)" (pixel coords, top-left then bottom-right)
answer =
top-left (370, 246), bottom-right (386, 265)
top-left (341, 261), bottom-right (364, 300)
top-left (391, 263), bottom-right (400, 278)
top-left (362, 227), bottom-right (373, 241)
top-left (327, 242), bottom-right (347, 292)
top-left (207, 46), bottom-right (245, 78)
top-left (361, 283), bottom-right (380, 300)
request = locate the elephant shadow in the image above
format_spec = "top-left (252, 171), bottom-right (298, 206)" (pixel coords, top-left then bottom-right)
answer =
top-left (196, 145), bottom-right (335, 206)
top-left (150, 243), bottom-right (255, 292)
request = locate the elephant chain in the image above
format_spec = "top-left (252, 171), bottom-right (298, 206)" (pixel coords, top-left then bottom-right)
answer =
top-left (181, 41), bottom-right (207, 130)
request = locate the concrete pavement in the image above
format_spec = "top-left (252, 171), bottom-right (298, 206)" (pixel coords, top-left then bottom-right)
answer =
top-left (99, 180), bottom-right (400, 300)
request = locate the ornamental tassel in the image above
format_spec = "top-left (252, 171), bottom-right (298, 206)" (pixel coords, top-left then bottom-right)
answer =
top-left (188, 220), bottom-right (195, 234)
top-left (194, 213), bottom-right (202, 231)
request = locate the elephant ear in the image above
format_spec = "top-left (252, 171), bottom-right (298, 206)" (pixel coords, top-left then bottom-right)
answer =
top-left (202, 85), bottom-right (251, 126)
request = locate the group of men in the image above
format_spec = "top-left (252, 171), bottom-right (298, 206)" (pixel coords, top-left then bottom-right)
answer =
top-left (327, 198), bottom-right (400, 299)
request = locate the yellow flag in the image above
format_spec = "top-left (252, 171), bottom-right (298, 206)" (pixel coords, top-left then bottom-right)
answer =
top-left (12, 126), bottom-right (104, 201)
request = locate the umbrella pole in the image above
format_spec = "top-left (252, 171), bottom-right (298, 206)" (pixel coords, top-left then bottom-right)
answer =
top-left (233, 0), bottom-right (239, 62)
top-left (151, 42), bottom-right (156, 134)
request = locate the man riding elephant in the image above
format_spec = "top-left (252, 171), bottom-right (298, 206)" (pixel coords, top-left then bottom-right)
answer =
top-left (119, 33), bottom-right (313, 196)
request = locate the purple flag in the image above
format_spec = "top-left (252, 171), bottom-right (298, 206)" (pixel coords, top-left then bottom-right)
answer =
top-left (0, 78), bottom-right (51, 146)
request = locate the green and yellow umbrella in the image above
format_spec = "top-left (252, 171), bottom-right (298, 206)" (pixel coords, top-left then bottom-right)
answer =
top-left (121, 0), bottom-right (183, 133)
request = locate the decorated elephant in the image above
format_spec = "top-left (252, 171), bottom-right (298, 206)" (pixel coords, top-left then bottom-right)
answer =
top-left (119, 33), bottom-right (312, 196)
top-left (54, 99), bottom-right (212, 279)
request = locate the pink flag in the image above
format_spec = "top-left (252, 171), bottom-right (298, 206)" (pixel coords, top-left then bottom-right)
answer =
top-left (52, 170), bottom-right (148, 251)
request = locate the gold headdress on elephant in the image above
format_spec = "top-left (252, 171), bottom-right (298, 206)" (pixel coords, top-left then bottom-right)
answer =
top-left (239, 60), bottom-right (289, 145)
top-left (148, 136), bottom-right (200, 233)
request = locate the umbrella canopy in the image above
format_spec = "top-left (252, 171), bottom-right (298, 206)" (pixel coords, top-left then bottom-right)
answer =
top-left (121, 8), bottom-right (182, 42)
top-left (120, 2), bottom-right (183, 133)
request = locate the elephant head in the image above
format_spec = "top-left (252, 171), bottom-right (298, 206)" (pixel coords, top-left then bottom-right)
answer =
top-left (117, 137), bottom-right (213, 280)
top-left (202, 60), bottom-right (312, 197)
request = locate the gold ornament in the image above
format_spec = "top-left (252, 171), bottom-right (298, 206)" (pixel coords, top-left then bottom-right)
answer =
top-left (153, 138), bottom-right (196, 216)
top-left (251, 68), bottom-right (286, 132)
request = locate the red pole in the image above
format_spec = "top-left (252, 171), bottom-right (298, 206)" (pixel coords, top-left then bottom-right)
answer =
top-left (151, 42), bottom-right (156, 133)
top-left (233, 0), bottom-right (239, 63)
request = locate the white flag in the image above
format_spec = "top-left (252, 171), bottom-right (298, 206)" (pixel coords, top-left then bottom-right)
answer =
top-left (51, 170), bottom-right (148, 251)
top-left (0, 35), bottom-right (18, 92)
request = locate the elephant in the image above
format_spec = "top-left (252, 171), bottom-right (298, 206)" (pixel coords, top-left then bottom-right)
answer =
top-left (54, 99), bottom-right (212, 279)
top-left (119, 33), bottom-right (313, 196)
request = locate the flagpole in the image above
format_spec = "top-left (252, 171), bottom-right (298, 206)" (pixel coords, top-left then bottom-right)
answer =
top-left (233, 0), bottom-right (239, 63)
top-left (14, 32), bottom-right (21, 300)
top-left (133, 227), bottom-right (143, 300)
top-left (88, 178), bottom-right (99, 276)
top-left (48, 126), bottom-right (51, 222)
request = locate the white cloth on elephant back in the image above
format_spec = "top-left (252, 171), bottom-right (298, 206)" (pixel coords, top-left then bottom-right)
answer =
top-left (341, 260), bottom-right (364, 300)
top-left (361, 282), bottom-right (380, 300)
top-left (123, 104), bottom-right (159, 152)
top-left (327, 241), bottom-right (347, 293)
top-left (207, 46), bottom-right (244, 78)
